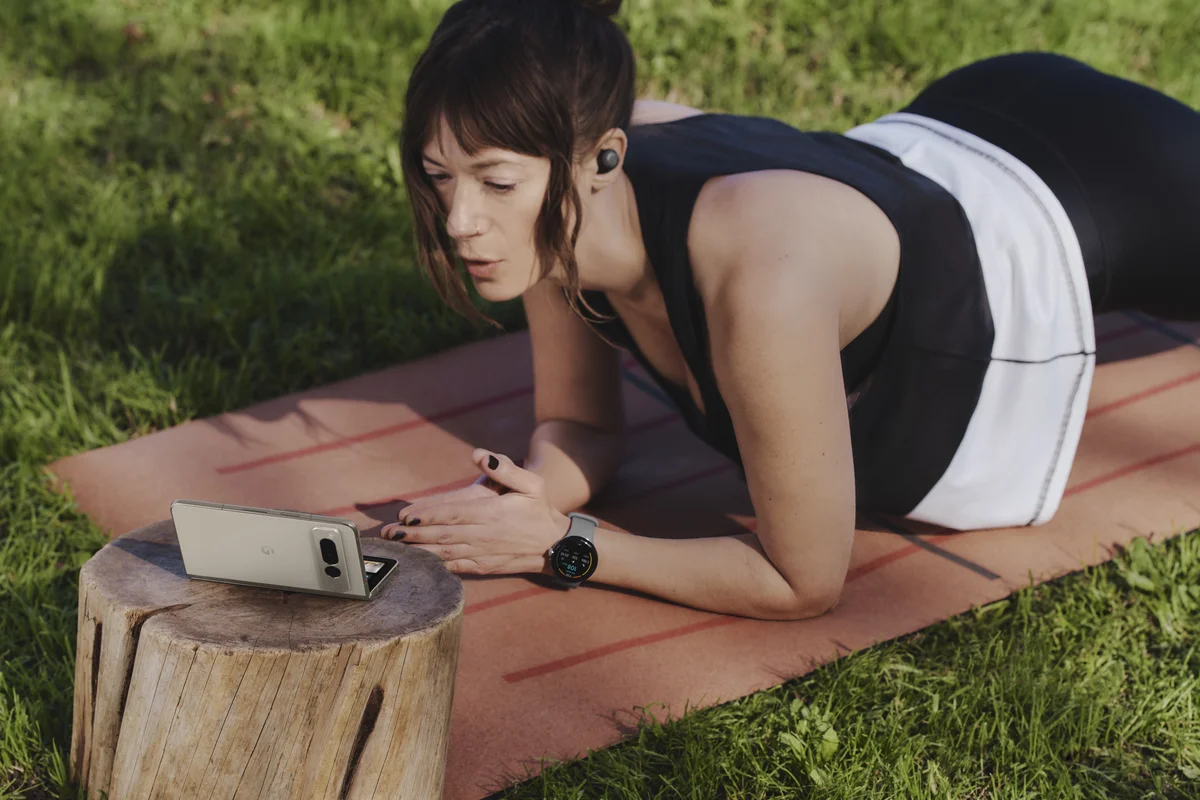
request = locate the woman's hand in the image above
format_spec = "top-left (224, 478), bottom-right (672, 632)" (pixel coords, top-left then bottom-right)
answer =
top-left (380, 449), bottom-right (571, 576)
top-left (402, 471), bottom-right (505, 511)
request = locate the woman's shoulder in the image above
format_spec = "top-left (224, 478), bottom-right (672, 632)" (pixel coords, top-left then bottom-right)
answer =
top-left (693, 169), bottom-right (896, 278)
top-left (687, 168), bottom-right (900, 343)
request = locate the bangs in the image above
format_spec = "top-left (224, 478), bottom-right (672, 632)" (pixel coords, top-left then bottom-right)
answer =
top-left (413, 30), bottom-right (571, 163)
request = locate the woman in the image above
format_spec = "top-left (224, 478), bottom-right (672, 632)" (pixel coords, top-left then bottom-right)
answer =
top-left (380, 0), bottom-right (1200, 620)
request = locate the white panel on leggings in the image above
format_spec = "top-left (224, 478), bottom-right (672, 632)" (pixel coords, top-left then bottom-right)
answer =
top-left (844, 112), bottom-right (1096, 529)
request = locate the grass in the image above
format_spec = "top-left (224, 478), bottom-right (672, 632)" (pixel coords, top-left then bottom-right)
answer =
top-left (0, 0), bottom-right (1198, 797)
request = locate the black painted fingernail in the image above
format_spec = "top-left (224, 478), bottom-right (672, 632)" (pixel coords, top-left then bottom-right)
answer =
top-left (488, 455), bottom-right (499, 470)
top-left (409, 518), bottom-right (420, 526)
top-left (395, 530), bottom-right (406, 540)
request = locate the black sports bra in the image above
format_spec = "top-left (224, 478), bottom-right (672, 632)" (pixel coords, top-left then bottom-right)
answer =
top-left (578, 114), bottom-right (896, 439)
top-left (576, 112), bottom-right (984, 509)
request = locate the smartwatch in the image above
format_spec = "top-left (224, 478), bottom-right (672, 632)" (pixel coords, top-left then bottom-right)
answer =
top-left (547, 512), bottom-right (599, 587)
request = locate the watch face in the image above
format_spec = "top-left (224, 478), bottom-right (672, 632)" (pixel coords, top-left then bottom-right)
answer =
top-left (550, 536), bottom-right (597, 581)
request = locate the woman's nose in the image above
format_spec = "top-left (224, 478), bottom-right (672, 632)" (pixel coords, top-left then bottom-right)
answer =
top-left (444, 190), bottom-right (484, 239)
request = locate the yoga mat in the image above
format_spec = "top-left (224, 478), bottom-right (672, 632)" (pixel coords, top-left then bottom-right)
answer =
top-left (48, 311), bottom-right (1200, 799)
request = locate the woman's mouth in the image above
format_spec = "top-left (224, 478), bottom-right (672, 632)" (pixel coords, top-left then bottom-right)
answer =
top-left (465, 259), bottom-right (502, 277)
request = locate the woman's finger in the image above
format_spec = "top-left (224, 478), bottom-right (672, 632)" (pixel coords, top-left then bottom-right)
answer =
top-left (393, 503), bottom-right (455, 528)
top-left (382, 521), bottom-right (442, 542)
top-left (381, 519), bottom-right (431, 541)
top-left (394, 495), bottom-right (495, 528)
top-left (473, 473), bottom-right (509, 495)
top-left (396, 483), bottom-right (497, 526)
top-left (471, 449), bottom-right (543, 496)
top-left (381, 519), bottom-right (485, 544)
top-left (444, 557), bottom-right (485, 575)
top-left (404, 541), bottom-right (476, 562)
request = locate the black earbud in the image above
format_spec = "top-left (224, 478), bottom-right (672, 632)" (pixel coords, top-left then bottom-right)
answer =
top-left (597, 148), bottom-right (620, 174)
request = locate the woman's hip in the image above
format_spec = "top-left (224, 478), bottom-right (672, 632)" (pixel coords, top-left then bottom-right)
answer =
top-left (900, 52), bottom-right (1200, 317)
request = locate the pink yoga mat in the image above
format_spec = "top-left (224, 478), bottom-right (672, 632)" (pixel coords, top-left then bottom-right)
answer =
top-left (49, 311), bottom-right (1200, 798)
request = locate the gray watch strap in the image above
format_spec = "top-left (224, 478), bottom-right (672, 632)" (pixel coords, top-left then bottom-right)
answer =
top-left (564, 512), bottom-right (597, 542)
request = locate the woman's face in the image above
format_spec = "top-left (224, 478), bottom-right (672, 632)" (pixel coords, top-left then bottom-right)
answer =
top-left (422, 118), bottom-right (556, 303)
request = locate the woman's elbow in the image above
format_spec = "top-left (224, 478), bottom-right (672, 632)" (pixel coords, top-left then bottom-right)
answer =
top-left (756, 584), bottom-right (843, 622)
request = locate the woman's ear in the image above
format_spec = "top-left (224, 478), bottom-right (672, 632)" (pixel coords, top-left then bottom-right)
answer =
top-left (588, 128), bottom-right (628, 190)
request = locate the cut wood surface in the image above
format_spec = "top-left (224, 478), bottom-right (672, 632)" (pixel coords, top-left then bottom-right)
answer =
top-left (70, 518), bottom-right (464, 800)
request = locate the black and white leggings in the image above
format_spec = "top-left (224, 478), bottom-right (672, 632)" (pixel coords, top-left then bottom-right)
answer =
top-left (903, 51), bottom-right (1200, 321)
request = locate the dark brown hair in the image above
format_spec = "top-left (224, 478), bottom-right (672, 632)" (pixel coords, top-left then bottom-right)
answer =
top-left (400, 0), bottom-right (635, 328)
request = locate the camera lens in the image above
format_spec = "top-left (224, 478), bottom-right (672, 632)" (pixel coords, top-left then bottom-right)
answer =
top-left (325, 565), bottom-right (341, 578)
top-left (319, 537), bottom-right (339, 565)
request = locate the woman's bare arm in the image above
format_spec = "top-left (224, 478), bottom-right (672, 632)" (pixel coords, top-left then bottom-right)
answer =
top-left (584, 173), bottom-right (899, 619)
top-left (520, 280), bottom-right (627, 513)
top-left (583, 274), bottom-right (855, 619)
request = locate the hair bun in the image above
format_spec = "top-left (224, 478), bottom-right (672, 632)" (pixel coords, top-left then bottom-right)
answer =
top-left (575, 0), bottom-right (622, 17)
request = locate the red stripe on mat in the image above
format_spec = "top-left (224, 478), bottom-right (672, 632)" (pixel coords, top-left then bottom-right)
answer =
top-left (1065, 442), bottom-right (1200, 497)
top-left (217, 358), bottom-right (658, 476)
top-left (502, 542), bottom-right (924, 683)
top-left (1086, 370), bottom-right (1200, 420)
top-left (314, 411), bottom-right (681, 518)
top-left (466, 587), bottom-right (552, 615)
top-left (502, 617), bottom-right (743, 683)
top-left (216, 385), bottom-right (534, 474)
top-left (844, 542), bottom-right (923, 582)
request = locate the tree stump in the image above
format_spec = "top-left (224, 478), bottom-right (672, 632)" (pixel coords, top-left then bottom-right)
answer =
top-left (69, 518), bottom-right (464, 800)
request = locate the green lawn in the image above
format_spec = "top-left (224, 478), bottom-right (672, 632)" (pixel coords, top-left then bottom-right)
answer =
top-left (2, 0), bottom-right (1199, 797)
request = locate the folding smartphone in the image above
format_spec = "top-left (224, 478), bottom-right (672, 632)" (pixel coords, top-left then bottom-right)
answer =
top-left (170, 500), bottom-right (398, 600)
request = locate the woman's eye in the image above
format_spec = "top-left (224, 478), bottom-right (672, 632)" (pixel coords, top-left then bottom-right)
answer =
top-left (486, 182), bottom-right (516, 193)
top-left (427, 173), bottom-right (450, 183)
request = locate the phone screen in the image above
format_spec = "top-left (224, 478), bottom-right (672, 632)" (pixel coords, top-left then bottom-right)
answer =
top-left (363, 556), bottom-right (397, 591)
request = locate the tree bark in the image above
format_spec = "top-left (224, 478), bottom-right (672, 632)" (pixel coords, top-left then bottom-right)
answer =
top-left (70, 519), bottom-right (463, 800)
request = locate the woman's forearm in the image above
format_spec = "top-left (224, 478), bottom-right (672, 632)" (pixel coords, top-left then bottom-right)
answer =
top-left (515, 426), bottom-right (832, 621)
top-left (523, 419), bottom-right (625, 513)
top-left (587, 526), bottom-right (830, 621)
